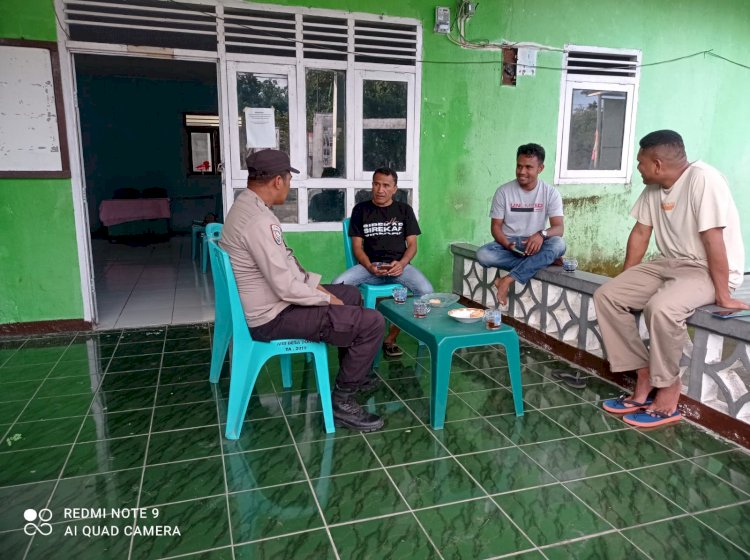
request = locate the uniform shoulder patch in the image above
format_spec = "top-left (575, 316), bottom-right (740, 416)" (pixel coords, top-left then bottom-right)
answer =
top-left (270, 224), bottom-right (283, 246)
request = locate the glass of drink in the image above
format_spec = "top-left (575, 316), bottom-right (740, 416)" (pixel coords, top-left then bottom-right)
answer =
top-left (484, 308), bottom-right (502, 330)
top-left (392, 286), bottom-right (408, 304)
top-left (562, 257), bottom-right (578, 272)
top-left (413, 300), bottom-right (431, 318)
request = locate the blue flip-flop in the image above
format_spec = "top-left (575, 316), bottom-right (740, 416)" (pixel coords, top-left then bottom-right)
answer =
top-left (602, 394), bottom-right (653, 414)
top-left (623, 409), bottom-right (682, 427)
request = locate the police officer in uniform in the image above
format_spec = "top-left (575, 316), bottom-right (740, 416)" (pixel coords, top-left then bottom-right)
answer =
top-left (220, 149), bottom-right (385, 432)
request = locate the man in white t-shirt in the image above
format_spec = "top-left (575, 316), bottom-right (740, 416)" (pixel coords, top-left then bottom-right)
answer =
top-left (595, 130), bottom-right (748, 428)
top-left (476, 143), bottom-right (566, 305)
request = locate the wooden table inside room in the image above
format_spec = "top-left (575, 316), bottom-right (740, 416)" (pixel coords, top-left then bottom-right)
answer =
top-left (377, 297), bottom-right (525, 429)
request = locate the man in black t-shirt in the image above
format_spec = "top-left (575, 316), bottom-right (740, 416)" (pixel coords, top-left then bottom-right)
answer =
top-left (333, 168), bottom-right (433, 357)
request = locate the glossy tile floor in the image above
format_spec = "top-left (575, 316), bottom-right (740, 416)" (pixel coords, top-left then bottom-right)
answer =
top-left (93, 237), bottom-right (214, 330)
top-left (2, 326), bottom-right (750, 560)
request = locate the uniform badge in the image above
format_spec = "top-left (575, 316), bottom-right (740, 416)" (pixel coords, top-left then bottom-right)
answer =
top-left (270, 224), bottom-right (283, 245)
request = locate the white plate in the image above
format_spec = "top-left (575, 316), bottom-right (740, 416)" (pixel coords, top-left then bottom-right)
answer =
top-left (447, 308), bottom-right (483, 323)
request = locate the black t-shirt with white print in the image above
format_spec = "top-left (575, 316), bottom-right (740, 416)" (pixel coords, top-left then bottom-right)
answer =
top-left (349, 200), bottom-right (421, 263)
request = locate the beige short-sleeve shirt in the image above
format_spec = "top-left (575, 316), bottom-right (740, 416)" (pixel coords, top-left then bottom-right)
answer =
top-left (630, 160), bottom-right (744, 289)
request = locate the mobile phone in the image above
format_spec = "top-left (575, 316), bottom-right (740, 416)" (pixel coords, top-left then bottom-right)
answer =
top-left (510, 246), bottom-right (526, 256)
top-left (711, 309), bottom-right (750, 319)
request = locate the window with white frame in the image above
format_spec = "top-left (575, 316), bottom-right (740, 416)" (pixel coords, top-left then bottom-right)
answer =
top-left (554, 46), bottom-right (641, 184)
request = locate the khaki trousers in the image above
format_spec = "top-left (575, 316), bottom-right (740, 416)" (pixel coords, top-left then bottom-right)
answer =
top-left (593, 258), bottom-right (715, 387)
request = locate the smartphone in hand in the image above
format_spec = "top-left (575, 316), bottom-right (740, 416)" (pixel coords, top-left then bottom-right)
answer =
top-left (510, 245), bottom-right (526, 256)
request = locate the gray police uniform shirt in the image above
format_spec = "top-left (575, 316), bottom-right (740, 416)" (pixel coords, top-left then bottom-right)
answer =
top-left (220, 189), bottom-right (329, 328)
top-left (489, 179), bottom-right (564, 237)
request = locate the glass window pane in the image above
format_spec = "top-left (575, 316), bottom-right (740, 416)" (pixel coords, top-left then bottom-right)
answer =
top-left (355, 188), bottom-right (411, 206)
top-left (306, 69), bottom-right (346, 178)
top-left (567, 89), bottom-right (627, 170)
top-left (308, 188), bottom-right (345, 222)
top-left (271, 188), bottom-right (298, 224)
top-left (190, 132), bottom-right (213, 172)
top-left (362, 80), bottom-right (407, 171)
top-left (236, 72), bottom-right (289, 170)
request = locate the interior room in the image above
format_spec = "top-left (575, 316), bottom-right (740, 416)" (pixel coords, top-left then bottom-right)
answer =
top-left (74, 55), bottom-right (222, 329)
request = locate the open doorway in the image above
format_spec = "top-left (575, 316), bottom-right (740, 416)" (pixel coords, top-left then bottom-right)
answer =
top-left (74, 54), bottom-right (222, 329)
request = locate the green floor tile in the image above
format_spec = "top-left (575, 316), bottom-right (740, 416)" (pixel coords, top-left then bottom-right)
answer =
top-left (487, 410), bottom-right (573, 445)
top-left (151, 400), bottom-right (218, 432)
top-left (1, 530), bottom-right (32, 560)
top-left (375, 358), bottom-right (424, 380)
top-left (583, 429), bottom-right (679, 469)
top-left (383, 377), bottom-right (429, 401)
top-left (229, 482), bottom-right (322, 541)
top-left (148, 426), bottom-right (221, 464)
top-left (100, 370), bottom-right (159, 391)
top-left (161, 349), bottom-right (211, 368)
top-left (522, 438), bottom-right (620, 482)
top-left (632, 460), bottom-right (749, 512)
top-left (623, 516), bottom-right (748, 559)
top-left (297, 435), bottom-right (379, 478)
top-left (388, 457), bottom-right (484, 509)
top-left (457, 388), bottom-right (518, 416)
top-left (77, 408), bottom-right (154, 442)
top-left (99, 386), bottom-right (157, 413)
top-left (642, 422), bottom-right (736, 458)
top-left (131, 496), bottom-right (230, 560)
top-left (35, 376), bottom-right (98, 398)
top-left (329, 513), bottom-right (439, 560)
top-left (365, 426), bottom-right (447, 466)
top-left (0, 380), bottom-right (43, 402)
top-left (50, 467), bottom-right (142, 510)
top-left (159, 363), bottom-right (209, 384)
top-left (218, 394), bottom-right (283, 424)
top-left (234, 529), bottom-right (336, 560)
top-left (565, 471), bottom-right (683, 528)
top-left (17, 393), bottom-right (93, 423)
top-left (494, 484), bottom-right (611, 546)
top-left (276, 390), bottom-right (327, 416)
top-left (119, 328), bottom-right (165, 344)
top-left (224, 444), bottom-right (306, 491)
top-left (543, 532), bottom-right (649, 560)
top-left (2, 416), bottom-right (84, 452)
top-left (696, 503), bottom-right (750, 552)
top-left (0, 444), bottom-right (71, 486)
top-left (164, 336), bottom-right (210, 353)
top-left (448, 369), bottom-right (503, 393)
top-left (107, 353), bottom-right (163, 373)
top-left (0, 399), bottom-right (27, 424)
top-left (64, 435), bottom-right (147, 477)
top-left (406, 396), bottom-right (479, 423)
top-left (541, 403), bottom-right (625, 436)
top-left (434, 417), bottom-right (511, 455)
top-left (222, 417), bottom-right (293, 454)
top-left (142, 456), bottom-right (225, 505)
top-left (171, 547), bottom-right (234, 560)
top-left (522, 384), bottom-right (586, 409)
top-left (315, 469), bottom-right (407, 523)
top-left (0, 480), bottom-right (55, 531)
top-left (4, 347), bottom-right (67, 367)
top-left (114, 340), bottom-right (165, 357)
top-left (285, 412), bottom-right (349, 444)
top-left (458, 447), bottom-right (556, 494)
top-left (693, 450), bottom-right (750, 493)
top-left (156, 380), bottom-right (216, 407)
top-left (47, 360), bottom-right (98, 379)
top-left (362, 400), bottom-right (423, 430)
top-left (416, 498), bottom-right (534, 559)
top-left (0, 363), bottom-right (54, 383)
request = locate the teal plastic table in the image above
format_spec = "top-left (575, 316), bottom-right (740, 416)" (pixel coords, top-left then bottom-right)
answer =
top-left (377, 298), bottom-right (524, 429)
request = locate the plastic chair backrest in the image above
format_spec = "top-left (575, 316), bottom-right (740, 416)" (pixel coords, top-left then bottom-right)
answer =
top-left (210, 240), bottom-right (254, 347)
top-left (342, 217), bottom-right (356, 269)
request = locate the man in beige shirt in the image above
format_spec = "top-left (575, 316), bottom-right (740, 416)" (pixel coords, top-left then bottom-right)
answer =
top-left (594, 130), bottom-right (748, 427)
top-left (220, 149), bottom-right (385, 432)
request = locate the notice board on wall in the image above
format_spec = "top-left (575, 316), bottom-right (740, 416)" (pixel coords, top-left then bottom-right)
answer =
top-left (0, 39), bottom-right (70, 178)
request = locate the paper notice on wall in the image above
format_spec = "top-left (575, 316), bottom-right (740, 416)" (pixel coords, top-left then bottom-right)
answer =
top-left (244, 107), bottom-right (277, 149)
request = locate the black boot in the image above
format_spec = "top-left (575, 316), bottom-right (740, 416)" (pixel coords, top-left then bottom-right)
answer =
top-left (332, 387), bottom-right (384, 432)
top-left (356, 374), bottom-right (382, 396)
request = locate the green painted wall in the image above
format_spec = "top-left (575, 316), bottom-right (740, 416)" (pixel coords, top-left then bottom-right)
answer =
top-left (0, 181), bottom-right (83, 323)
top-left (0, 0), bottom-right (82, 324)
top-left (2, 0), bottom-right (749, 324)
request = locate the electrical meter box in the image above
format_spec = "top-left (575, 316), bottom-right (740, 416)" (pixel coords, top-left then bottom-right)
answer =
top-left (434, 7), bottom-right (450, 34)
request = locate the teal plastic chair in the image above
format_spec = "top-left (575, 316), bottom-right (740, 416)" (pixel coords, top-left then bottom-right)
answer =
top-left (205, 223), bottom-right (228, 382)
top-left (342, 218), bottom-right (403, 308)
top-left (207, 238), bottom-right (335, 440)
top-left (191, 223), bottom-right (205, 261)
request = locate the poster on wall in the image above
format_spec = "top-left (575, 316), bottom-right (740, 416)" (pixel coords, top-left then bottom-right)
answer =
top-left (244, 107), bottom-right (277, 149)
top-left (0, 40), bottom-right (70, 177)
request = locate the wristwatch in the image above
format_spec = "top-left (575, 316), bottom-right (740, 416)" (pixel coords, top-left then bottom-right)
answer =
top-left (539, 229), bottom-right (549, 239)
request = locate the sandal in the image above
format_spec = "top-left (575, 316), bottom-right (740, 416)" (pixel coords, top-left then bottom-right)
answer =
top-left (623, 409), bottom-right (682, 427)
top-left (382, 343), bottom-right (403, 358)
top-left (602, 394), bottom-right (654, 414)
